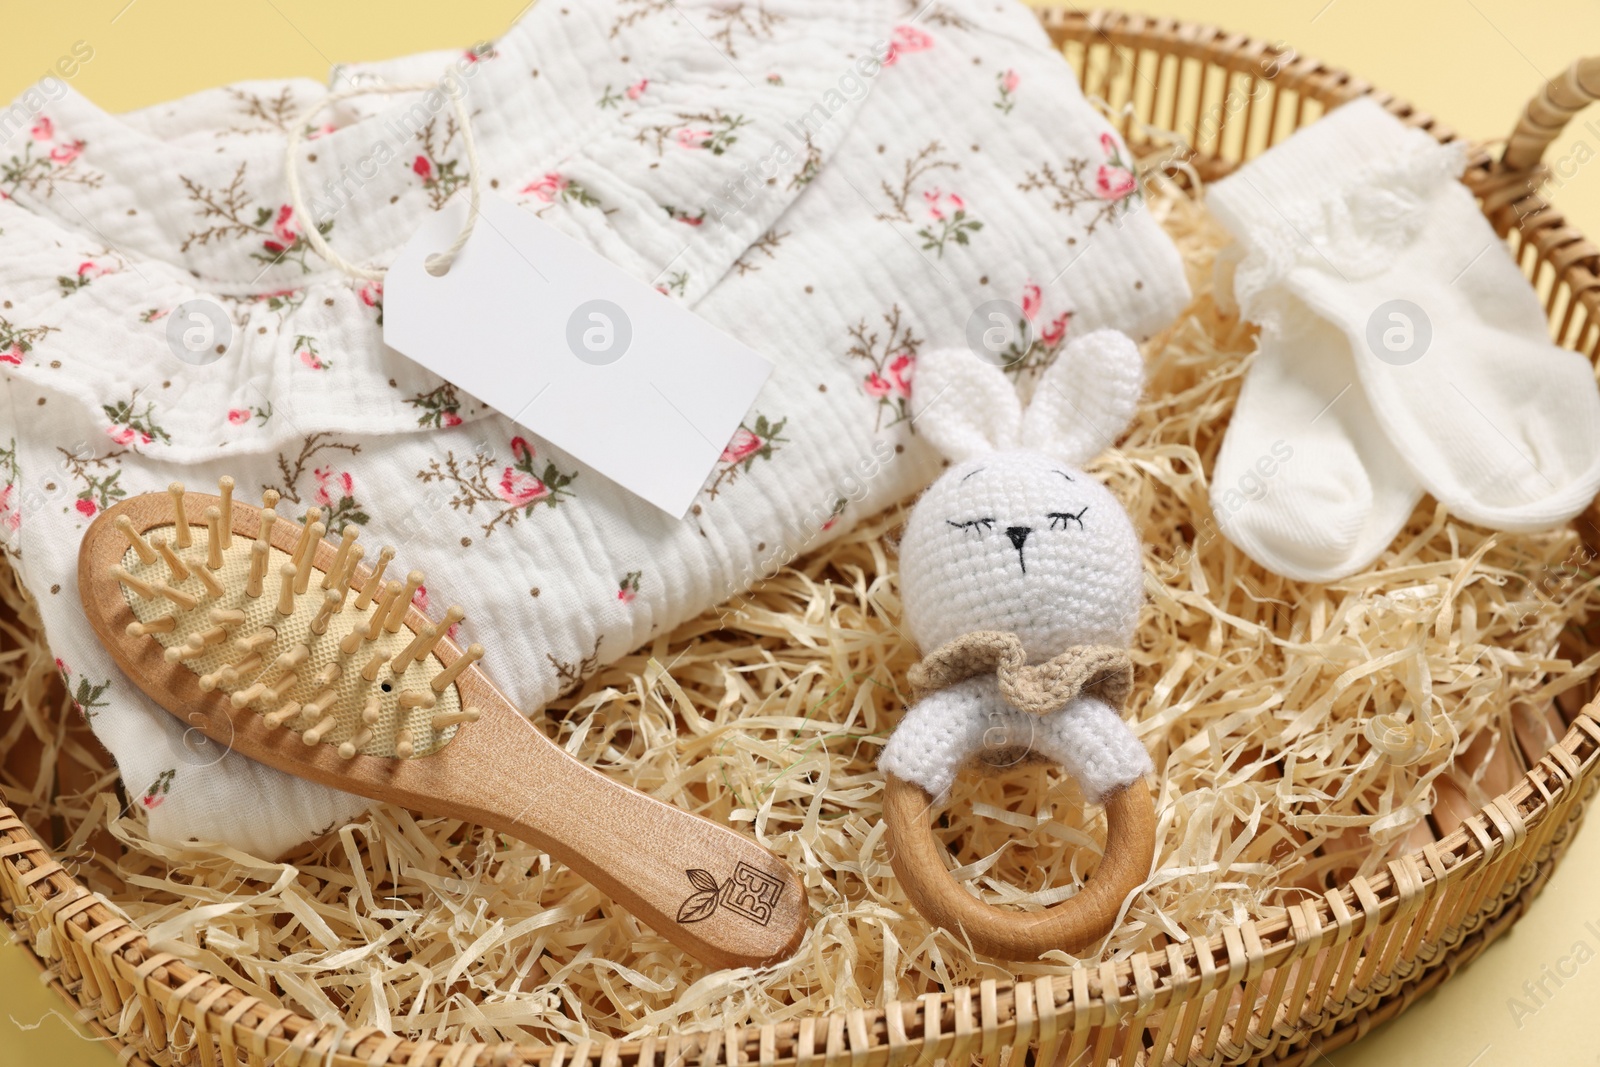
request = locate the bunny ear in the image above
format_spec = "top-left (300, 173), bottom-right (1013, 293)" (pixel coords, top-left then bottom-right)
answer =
top-left (1021, 329), bottom-right (1145, 465)
top-left (910, 347), bottom-right (1022, 461)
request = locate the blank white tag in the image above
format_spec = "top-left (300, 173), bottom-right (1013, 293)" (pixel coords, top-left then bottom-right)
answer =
top-left (384, 192), bottom-right (772, 517)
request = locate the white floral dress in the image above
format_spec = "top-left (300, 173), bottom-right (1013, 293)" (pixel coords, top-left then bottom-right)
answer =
top-left (0, 0), bottom-right (1188, 855)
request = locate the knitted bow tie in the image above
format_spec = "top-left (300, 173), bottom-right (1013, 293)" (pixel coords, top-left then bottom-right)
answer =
top-left (907, 631), bottom-right (1134, 715)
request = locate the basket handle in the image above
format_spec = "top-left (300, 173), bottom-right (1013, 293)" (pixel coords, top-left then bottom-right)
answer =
top-left (1504, 57), bottom-right (1600, 170)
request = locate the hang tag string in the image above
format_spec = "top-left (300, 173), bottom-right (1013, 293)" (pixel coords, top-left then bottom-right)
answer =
top-left (284, 78), bottom-right (482, 280)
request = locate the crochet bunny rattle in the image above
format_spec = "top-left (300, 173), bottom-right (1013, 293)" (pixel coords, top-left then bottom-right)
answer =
top-left (880, 329), bottom-right (1156, 960)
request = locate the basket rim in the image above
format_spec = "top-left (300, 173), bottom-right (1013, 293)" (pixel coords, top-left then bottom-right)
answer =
top-left (4, 7), bottom-right (1600, 1066)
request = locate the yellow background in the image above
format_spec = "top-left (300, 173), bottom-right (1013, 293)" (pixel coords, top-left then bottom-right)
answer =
top-left (3, 1), bottom-right (1600, 1064)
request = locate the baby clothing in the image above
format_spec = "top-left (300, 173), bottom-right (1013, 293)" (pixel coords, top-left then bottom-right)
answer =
top-left (1208, 97), bottom-right (1600, 582)
top-left (0, 0), bottom-right (1187, 856)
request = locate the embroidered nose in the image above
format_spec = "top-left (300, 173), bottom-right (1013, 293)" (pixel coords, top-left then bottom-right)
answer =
top-left (1006, 525), bottom-right (1032, 573)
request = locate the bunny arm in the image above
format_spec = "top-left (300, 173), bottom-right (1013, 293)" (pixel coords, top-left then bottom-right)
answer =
top-left (879, 676), bottom-right (1152, 804)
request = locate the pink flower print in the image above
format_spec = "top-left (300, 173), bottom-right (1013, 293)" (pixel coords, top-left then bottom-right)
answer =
top-left (141, 768), bottom-right (176, 809)
top-left (496, 467), bottom-right (549, 507)
top-left (1041, 312), bottom-right (1071, 348)
top-left (440, 411), bottom-right (462, 427)
top-left (675, 127), bottom-right (711, 150)
top-left (312, 466), bottom-right (353, 509)
top-left (1021, 283), bottom-right (1042, 322)
top-left (895, 25), bottom-right (934, 51)
top-left (30, 116), bottom-right (53, 141)
top-left (884, 24), bottom-right (934, 65)
top-left (108, 425), bottom-right (152, 448)
top-left (0, 485), bottom-right (19, 533)
top-left (521, 172), bottom-right (569, 203)
top-left (77, 260), bottom-right (110, 280)
top-left (0, 345), bottom-right (23, 366)
top-left (626, 78), bottom-right (650, 100)
top-left (272, 206), bottom-right (298, 244)
top-left (296, 334), bottom-right (332, 369)
top-left (49, 141), bottom-right (84, 165)
top-left (994, 69), bottom-right (1020, 115)
top-left (1094, 133), bottom-right (1138, 201)
top-left (75, 498), bottom-right (97, 518)
top-left (413, 155), bottom-right (433, 180)
top-left (227, 409), bottom-right (250, 426)
top-left (306, 122), bottom-right (337, 140)
top-left (888, 353), bottom-right (914, 399)
top-left (1095, 163), bottom-right (1137, 201)
top-left (863, 372), bottom-right (892, 398)
top-left (922, 188), bottom-right (964, 222)
top-left (720, 427), bottom-right (763, 463)
top-left (359, 280), bottom-right (382, 308)
top-left (510, 436), bottom-right (532, 463)
top-left (261, 206), bottom-right (301, 254)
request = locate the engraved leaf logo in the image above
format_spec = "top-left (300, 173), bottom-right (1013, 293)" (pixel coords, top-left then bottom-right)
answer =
top-left (677, 869), bottom-right (722, 923)
top-left (678, 888), bottom-right (720, 923)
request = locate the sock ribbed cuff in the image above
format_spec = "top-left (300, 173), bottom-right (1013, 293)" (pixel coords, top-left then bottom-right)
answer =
top-left (1206, 97), bottom-right (1464, 244)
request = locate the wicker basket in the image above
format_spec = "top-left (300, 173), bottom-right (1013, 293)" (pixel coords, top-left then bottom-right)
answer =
top-left (5, 8), bottom-right (1600, 1066)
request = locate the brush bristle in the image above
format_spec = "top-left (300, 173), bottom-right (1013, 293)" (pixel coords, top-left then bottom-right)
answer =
top-left (112, 478), bottom-right (478, 760)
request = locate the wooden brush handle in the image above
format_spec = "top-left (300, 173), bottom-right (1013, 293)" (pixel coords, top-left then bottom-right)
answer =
top-left (422, 705), bottom-right (809, 971)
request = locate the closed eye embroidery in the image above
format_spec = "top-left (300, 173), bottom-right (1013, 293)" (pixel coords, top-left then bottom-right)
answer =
top-left (1048, 507), bottom-right (1088, 531)
top-left (947, 518), bottom-right (996, 537)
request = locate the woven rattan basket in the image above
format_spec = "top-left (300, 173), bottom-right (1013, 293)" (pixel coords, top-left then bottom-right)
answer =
top-left (6, 8), bottom-right (1600, 1066)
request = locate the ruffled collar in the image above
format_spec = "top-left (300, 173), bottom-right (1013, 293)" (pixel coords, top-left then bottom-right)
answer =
top-left (2, 0), bottom-right (898, 302)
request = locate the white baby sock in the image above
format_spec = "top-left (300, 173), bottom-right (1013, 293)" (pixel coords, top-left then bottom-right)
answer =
top-left (1209, 97), bottom-right (1600, 579)
top-left (1207, 301), bottom-right (1424, 582)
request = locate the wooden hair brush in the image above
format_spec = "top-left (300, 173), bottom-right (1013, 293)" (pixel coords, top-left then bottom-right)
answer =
top-left (78, 478), bottom-right (806, 971)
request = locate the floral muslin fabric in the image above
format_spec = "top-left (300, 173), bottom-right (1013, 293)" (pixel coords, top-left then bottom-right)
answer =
top-left (0, 0), bottom-right (1187, 855)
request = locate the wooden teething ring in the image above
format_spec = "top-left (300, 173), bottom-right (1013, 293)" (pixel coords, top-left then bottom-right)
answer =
top-left (883, 773), bottom-right (1156, 959)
